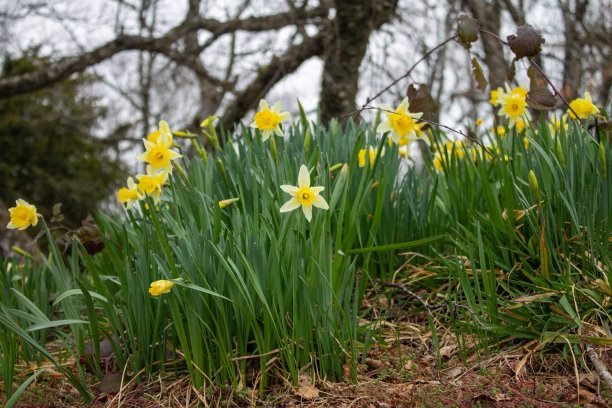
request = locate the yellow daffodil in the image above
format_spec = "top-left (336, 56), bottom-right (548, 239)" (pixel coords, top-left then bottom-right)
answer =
top-left (568, 92), bottom-right (600, 119)
top-left (523, 137), bottom-right (530, 149)
top-left (117, 177), bottom-right (141, 209)
top-left (497, 83), bottom-right (531, 129)
top-left (280, 165), bottom-right (329, 222)
top-left (136, 165), bottom-right (168, 204)
top-left (138, 132), bottom-right (182, 174)
top-left (147, 120), bottom-right (174, 145)
top-left (491, 84), bottom-right (526, 107)
top-left (358, 146), bottom-right (385, 168)
top-left (149, 280), bottom-right (175, 296)
top-left (7, 199), bottom-right (39, 230)
top-left (498, 94), bottom-right (531, 128)
top-left (250, 99), bottom-right (291, 141)
top-left (489, 87), bottom-right (502, 106)
top-left (491, 126), bottom-right (506, 137)
top-left (433, 154), bottom-right (446, 171)
top-left (476, 118), bottom-right (483, 126)
top-left (516, 119), bottom-right (525, 132)
top-left (377, 97), bottom-right (427, 145)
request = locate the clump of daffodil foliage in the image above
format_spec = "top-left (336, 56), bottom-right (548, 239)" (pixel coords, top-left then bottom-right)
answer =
top-left (1, 88), bottom-right (610, 404)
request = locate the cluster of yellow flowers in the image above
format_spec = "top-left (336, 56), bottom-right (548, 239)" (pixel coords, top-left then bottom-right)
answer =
top-left (117, 120), bottom-right (181, 209)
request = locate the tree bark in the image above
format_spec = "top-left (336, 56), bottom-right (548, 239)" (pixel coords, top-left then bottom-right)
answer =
top-left (462, 0), bottom-right (507, 90)
top-left (319, 0), bottom-right (398, 124)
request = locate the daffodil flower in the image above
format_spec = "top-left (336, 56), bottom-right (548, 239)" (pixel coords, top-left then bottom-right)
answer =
top-left (497, 83), bottom-right (531, 129)
top-left (7, 199), bottom-right (39, 230)
top-left (568, 92), bottom-right (600, 119)
top-left (136, 165), bottom-right (168, 204)
top-left (138, 132), bottom-right (182, 174)
top-left (117, 177), bottom-right (141, 209)
top-left (280, 165), bottom-right (329, 222)
top-left (358, 146), bottom-right (385, 168)
top-left (376, 97), bottom-right (427, 145)
top-left (147, 120), bottom-right (174, 145)
top-left (250, 99), bottom-right (291, 141)
top-left (149, 280), bottom-right (175, 296)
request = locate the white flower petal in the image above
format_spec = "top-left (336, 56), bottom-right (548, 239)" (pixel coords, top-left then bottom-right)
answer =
top-left (302, 205), bottom-right (312, 222)
top-left (298, 165), bottom-right (310, 188)
top-left (274, 127), bottom-right (284, 137)
top-left (262, 130), bottom-right (272, 141)
top-left (397, 97), bottom-right (409, 113)
top-left (310, 186), bottom-right (324, 194)
top-left (280, 185), bottom-right (299, 194)
top-left (136, 151), bottom-right (149, 162)
top-left (259, 99), bottom-right (269, 111)
top-left (279, 112), bottom-right (291, 121)
top-left (270, 101), bottom-right (282, 113)
top-left (280, 197), bottom-right (300, 212)
top-left (312, 195), bottom-right (329, 210)
top-left (376, 121), bottom-right (392, 133)
top-left (249, 121), bottom-right (258, 128)
top-left (143, 139), bottom-right (156, 150)
top-left (159, 120), bottom-right (170, 135)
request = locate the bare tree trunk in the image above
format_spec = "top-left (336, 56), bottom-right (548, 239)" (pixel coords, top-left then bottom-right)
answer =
top-left (320, 0), bottom-right (398, 124)
top-left (560, 0), bottom-right (588, 100)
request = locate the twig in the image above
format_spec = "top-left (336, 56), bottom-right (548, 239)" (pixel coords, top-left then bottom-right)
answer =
top-left (586, 346), bottom-right (612, 388)
top-left (355, 35), bottom-right (458, 114)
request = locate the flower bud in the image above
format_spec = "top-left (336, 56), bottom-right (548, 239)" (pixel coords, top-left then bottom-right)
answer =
top-left (528, 170), bottom-right (541, 203)
top-left (217, 158), bottom-right (229, 189)
top-left (329, 163), bottom-right (344, 173)
top-left (304, 128), bottom-right (311, 155)
top-left (555, 138), bottom-right (565, 169)
top-left (219, 198), bottom-right (240, 208)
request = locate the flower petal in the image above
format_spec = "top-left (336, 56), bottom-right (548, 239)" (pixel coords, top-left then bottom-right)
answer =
top-left (270, 101), bottom-right (282, 113)
top-left (312, 195), bottom-right (329, 210)
top-left (298, 165), bottom-right (310, 188)
top-left (259, 99), bottom-right (269, 111)
top-left (397, 97), bottom-right (409, 114)
top-left (376, 121), bottom-right (392, 133)
top-left (310, 186), bottom-right (324, 194)
top-left (274, 127), bottom-right (284, 137)
top-left (302, 205), bottom-right (312, 222)
top-left (262, 130), bottom-right (271, 141)
top-left (280, 197), bottom-right (300, 212)
top-left (280, 185), bottom-right (299, 195)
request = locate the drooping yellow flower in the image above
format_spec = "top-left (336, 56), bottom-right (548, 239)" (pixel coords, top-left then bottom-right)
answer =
top-left (515, 119), bottom-right (525, 132)
top-left (138, 132), bottom-right (182, 174)
top-left (523, 137), bottom-right (530, 149)
top-left (280, 165), bottom-right (329, 222)
top-left (476, 118), bottom-right (483, 126)
top-left (147, 120), bottom-right (174, 145)
top-left (568, 92), bottom-right (600, 119)
top-left (136, 165), bottom-right (168, 204)
top-left (250, 99), bottom-right (291, 141)
top-left (117, 177), bottom-right (141, 209)
top-left (7, 199), bottom-right (39, 230)
top-left (377, 97), bottom-right (427, 145)
top-left (358, 146), bottom-right (385, 168)
top-left (149, 280), bottom-right (175, 296)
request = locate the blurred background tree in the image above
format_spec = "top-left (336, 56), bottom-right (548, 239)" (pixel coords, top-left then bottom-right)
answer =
top-left (0, 48), bottom-right (126, 231)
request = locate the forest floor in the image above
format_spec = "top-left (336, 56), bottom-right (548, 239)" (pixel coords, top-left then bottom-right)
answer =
top-left (2, 287), bottom-right (611, 408)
